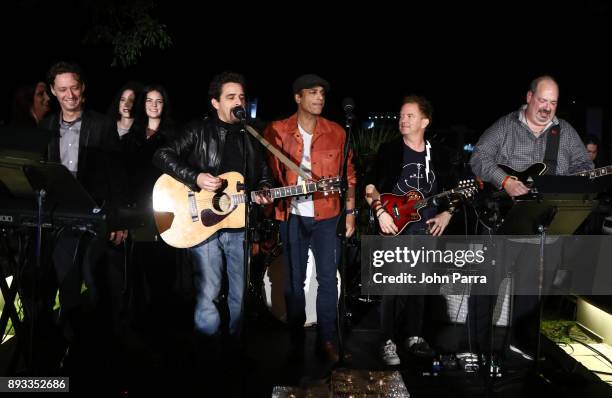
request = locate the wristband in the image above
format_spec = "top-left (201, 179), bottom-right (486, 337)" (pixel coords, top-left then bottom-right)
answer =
top-left (501, 176), bottom-right (511, 189)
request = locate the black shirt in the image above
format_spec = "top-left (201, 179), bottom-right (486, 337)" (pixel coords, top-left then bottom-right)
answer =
top-left (393, 144), bottom-right (438, 233)
top-left (217, 119), bottom-right (245, 175)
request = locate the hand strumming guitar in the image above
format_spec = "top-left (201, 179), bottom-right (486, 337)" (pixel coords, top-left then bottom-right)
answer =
top-left (197, 172), bottom-right (222, 192)
top-left (503, 177), bottom-right (529, 197)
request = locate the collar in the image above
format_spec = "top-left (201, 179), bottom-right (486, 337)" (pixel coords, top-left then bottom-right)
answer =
top-left (215, 115), bottom-right (243, 134)
top-left (518, 105), bottom-right (558, 133)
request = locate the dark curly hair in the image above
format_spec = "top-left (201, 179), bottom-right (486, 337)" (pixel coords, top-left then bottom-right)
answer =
top-left (47, 61), bottom-right (85, 87)
top-left (208, 72), bottom-right (246, 100)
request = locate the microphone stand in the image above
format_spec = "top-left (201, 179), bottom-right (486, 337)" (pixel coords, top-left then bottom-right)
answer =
top-left (238, 115), bottom-right (252, 347)
top-left (335, 109), bottom-right (354, 365)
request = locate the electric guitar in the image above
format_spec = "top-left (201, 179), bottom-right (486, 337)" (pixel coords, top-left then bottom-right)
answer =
top-left (475, 163), bottom-right (612, 229)
top-left (378, 179), bottom-right (478, 236)
top-left (487, 162), bottom-right (612, 190)
top-left (152, 172), bottom-right (340, 248)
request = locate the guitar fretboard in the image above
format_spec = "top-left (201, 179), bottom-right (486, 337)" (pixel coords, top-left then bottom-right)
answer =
top-left (414, 184), bottom-right (475, 210)
top-left (263, 182), bottom-right (318, 199)
top-left (415, 190), bottom-right (454, 210)
top-left (575, 166), bottom-right (612, 179)
top-left (229, 182), bottom-right (320, 204)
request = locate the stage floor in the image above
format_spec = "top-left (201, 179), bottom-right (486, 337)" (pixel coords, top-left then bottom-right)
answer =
top-left (2, 294), bottom-right (611, 397)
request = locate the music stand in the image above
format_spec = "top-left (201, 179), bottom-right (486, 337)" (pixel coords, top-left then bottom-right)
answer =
top-left (496, 175), bottom-right (597, 376)
top-left (498, 187), bottom-right (597, 236)
top-left (0, 150), bottom-right (103, 373)
top-left (0, 126), bottom-right (53, 162)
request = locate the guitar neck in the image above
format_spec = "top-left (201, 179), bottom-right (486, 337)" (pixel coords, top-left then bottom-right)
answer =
top-left (415, 190), bottom-right (450, 210)
top-left (415, 185), bottom-right (472, 210)
top-left (574, 165), bottom-right (612, 179)
top-left (247, 182), bottom-right (319, 202)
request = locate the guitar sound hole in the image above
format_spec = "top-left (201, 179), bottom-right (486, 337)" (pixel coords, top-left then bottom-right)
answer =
top-left (213, 193), bottom-right (232, 213)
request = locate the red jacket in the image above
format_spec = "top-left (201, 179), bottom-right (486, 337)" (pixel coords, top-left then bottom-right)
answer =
top-left (263, 113), bottom-right (357, 221)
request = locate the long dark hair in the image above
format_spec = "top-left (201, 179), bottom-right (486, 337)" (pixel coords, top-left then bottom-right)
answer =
top-left (133, 84), bottom-right (174, 137)
top-left (107, 81), bottom-right (144, 121)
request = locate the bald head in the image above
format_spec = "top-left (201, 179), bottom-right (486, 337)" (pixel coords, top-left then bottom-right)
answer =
top-left (529, 75), bottom-right (558, 95)
top-left (525, 76), bottom-right (559, 132)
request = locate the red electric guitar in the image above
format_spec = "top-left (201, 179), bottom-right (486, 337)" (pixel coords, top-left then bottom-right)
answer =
top-left (378, 179), bottom-right (478, 236)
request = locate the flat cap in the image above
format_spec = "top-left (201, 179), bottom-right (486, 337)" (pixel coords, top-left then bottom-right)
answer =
top-left (292, 74), bottom-right (330, 94)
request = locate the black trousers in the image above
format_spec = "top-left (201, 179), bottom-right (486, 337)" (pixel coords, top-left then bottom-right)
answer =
top-left (380, 227), bottom-right (429, 343)
top-left (381, 295), bottom-right (426, 342)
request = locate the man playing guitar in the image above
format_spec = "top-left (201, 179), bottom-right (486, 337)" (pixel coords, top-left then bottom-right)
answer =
top-left (153, 72), bottom-right (273, 344)
top-left (364, 95), bottom-right (455, 365)
top-left (469, 75), bottom-right (594, 363)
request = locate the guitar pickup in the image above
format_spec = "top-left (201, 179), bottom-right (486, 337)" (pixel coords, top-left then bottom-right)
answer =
top-left (392, 204), bottom-right (400, 219)
top-left (188, 191), bottom-right (199, 222)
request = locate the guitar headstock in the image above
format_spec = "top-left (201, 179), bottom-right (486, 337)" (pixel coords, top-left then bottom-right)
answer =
top-left (316, 176), bottom-right (341, 196)
top-left (455, 179), bottom-right (479, 198)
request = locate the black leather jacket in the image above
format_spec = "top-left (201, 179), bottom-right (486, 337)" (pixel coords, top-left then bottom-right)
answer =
top-left (153, 116), bottom-right (273, 191)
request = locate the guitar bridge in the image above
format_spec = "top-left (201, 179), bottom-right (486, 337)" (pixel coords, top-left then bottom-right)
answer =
top-left (188, 191), bottom-right (199, 222)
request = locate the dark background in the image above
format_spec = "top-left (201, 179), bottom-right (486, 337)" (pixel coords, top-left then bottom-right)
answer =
top-left (2, 1), bottom-right (611, 149)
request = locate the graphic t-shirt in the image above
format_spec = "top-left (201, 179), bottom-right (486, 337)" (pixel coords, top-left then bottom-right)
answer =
top-left (392, 143), bottom-right (437, 234)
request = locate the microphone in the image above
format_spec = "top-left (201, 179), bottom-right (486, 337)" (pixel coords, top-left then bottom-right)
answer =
top-left (342, 97), bottom-right (355, 120)
top-left (232, 106), bottom-right (247, 122)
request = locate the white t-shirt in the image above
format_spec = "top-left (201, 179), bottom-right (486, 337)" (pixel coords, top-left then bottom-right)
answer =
top-left (290, 124), bottom-right (315, 217)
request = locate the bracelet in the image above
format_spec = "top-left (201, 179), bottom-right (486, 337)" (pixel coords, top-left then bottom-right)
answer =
top-left (345, 208), bottom-right (356, 215)
top-left (371, 199), bottom-right (381, 208)
top-left (376, 208), bottom-right (386, 218)
top-left (501, 175), bottom-right (511, 189)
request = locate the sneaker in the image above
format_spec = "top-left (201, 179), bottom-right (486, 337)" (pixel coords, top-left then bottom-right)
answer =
top-left (456, 352), bottom-right (480, 372)
top-left (508, 344), bottom-right (534, 361)
top-left (405, 336), bottom-right (435, 358)
top-left (381, 340), bottom-right (401, 366)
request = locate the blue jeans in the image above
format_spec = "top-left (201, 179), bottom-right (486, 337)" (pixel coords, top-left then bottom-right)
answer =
top-left (280, 215), bottom-right (341, 342)
top-left (190, 230), bottom-right (245, 336)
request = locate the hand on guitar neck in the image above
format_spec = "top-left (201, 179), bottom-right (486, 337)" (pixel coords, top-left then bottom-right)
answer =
top-left (252, 188), bottom-right (273, 205)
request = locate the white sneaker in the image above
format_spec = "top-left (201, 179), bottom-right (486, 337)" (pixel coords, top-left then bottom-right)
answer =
top-left (381, 339), bottom-right (401, 366)
top-left (509, 344), bottom-right (534, 361)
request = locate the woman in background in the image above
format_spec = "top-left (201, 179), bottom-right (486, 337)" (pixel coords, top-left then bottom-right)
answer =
top-left (10, 81), bottom-right (50, 126)
top-left (124, 84), bottom-right (178, 329)
top-left (107, 82), bottom-right (143, 139)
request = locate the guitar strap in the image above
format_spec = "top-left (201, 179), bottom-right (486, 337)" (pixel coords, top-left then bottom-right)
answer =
top-left (425, 140), bottom-right (431, 183)
top-left (543, 124), bottom-right (561, 175)
top-left (245, 124), bottom-right (311, 180)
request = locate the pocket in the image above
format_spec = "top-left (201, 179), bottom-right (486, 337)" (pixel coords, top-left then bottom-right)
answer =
top-left (316, 150), bottom-right (340, 177)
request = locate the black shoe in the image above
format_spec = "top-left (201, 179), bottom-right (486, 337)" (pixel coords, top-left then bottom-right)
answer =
top-left (315, 341), bottom-right (339, 363)
top-left (407, 340), bottom-right (435, 358)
